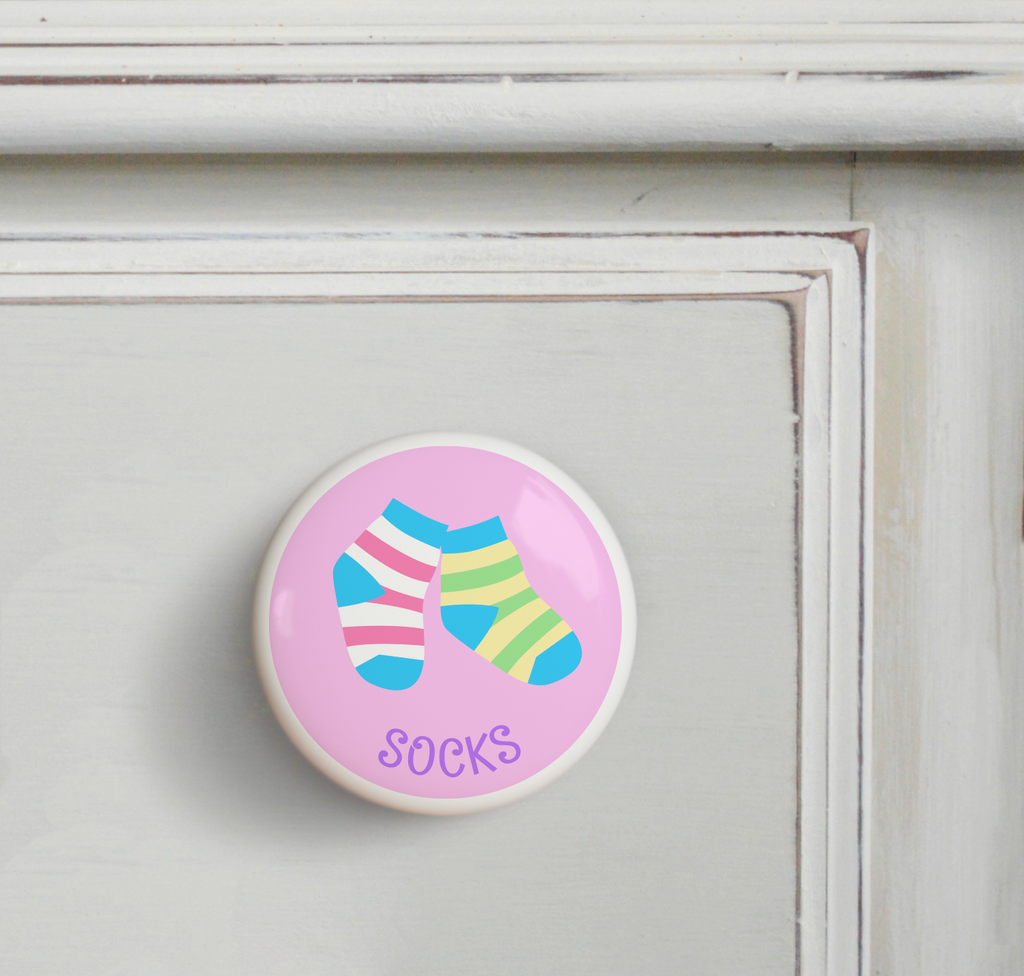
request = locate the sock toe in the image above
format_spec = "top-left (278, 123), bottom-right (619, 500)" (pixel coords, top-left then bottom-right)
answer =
top-left (528, 632), bottom-right (583, 685)
top-left (355, 655), bottom-right (424, 690)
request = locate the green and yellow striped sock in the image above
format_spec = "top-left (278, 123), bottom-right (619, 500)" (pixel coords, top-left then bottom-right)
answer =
top-left (439, 517), bottom-right (582, 685)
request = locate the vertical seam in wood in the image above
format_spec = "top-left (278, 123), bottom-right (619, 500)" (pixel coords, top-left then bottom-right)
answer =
top-left (849, 152), bottom-right (859, 222)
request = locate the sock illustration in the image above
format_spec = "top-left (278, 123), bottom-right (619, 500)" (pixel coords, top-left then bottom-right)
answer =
top-left (333, 499), bottom-right (447, 690)
top-left (439, 517), bottom-right (582, 685)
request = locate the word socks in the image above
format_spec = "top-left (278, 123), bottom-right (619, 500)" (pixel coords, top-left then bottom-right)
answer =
top-left (439, 517), bottom-right (582, 685)
top-left (333, 500), bottom-right (447, 690)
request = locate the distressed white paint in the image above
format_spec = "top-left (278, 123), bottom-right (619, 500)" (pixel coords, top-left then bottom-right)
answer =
top-left (854, 157), bottom-right (1024, 976)
top-left (0, 221), bottom-right (870, 974)
top-left (0, 154), bottom-right (857, 232)
top-left (4, 147), bottom-right (1019, 976)
top-left (1, 2), bottom-right (1024, 151)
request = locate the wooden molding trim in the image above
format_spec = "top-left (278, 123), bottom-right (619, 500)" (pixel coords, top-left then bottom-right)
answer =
top-left (0, 2), bottom-right (1023, 151)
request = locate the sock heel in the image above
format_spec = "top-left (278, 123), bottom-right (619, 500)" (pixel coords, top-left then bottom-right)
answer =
top-left (440, 604), bottom-right (499, 650)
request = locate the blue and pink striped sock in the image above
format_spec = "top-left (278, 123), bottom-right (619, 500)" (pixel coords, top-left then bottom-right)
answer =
top-left (332, 499), bottom-right (448, 690)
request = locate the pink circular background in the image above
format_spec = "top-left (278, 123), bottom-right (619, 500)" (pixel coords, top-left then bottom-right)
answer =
top-left (267, 446), bottom-right (623, 799)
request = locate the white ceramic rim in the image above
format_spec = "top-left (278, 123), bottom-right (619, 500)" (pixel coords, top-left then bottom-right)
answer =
top-left (252, 432), bottom-right (637, 816)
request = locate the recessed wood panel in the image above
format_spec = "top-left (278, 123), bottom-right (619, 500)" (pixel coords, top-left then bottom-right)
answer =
top-left (0, 229), bottom-right (870, 975)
